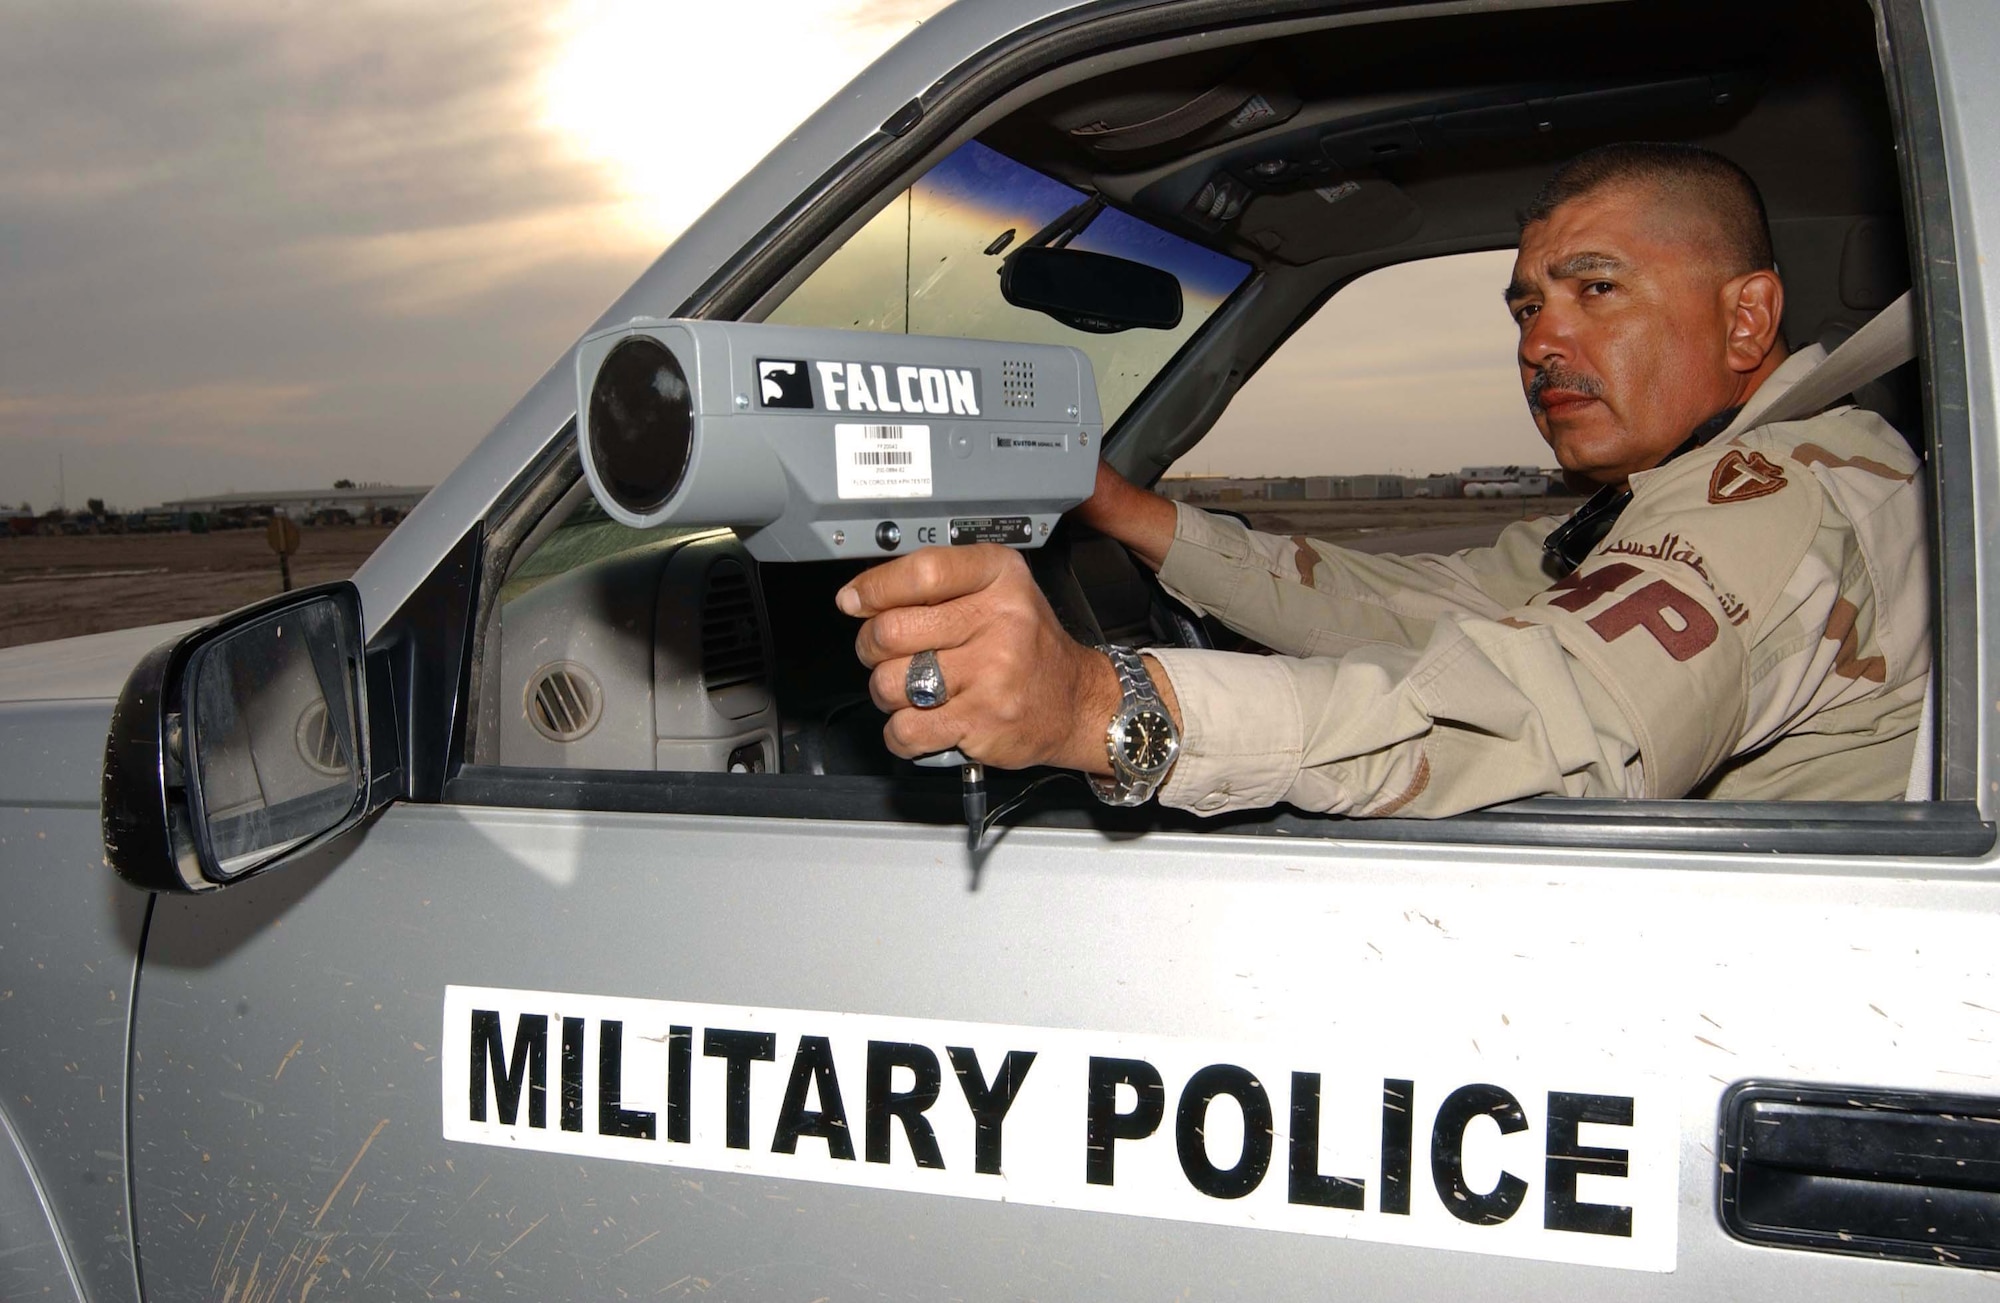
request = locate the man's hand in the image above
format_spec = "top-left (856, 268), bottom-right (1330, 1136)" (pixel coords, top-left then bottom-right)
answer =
top-left (837, 545), bottom-right (1124, 773)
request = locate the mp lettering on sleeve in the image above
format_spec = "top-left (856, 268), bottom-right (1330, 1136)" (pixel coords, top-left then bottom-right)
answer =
top-left (443, 986), bottom-right (1678, 1271)
top-left (1545, 562), bottom-right (1719, 661)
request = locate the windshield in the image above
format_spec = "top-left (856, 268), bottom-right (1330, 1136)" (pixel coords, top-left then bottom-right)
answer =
top-left (769, 140), bottom-right (1252, 424)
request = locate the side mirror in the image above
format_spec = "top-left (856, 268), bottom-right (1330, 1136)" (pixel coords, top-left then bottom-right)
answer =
top-left (1000, 246), bottom-right (1184, 334)
top-left (102, 582), bottom-right (392, 893)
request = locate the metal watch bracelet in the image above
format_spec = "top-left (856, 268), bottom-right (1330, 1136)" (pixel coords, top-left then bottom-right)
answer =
top-left (1088, 644), bottom-right (1180, 807)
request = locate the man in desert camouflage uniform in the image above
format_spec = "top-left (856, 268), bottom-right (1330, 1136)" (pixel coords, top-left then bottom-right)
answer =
top-left (837, 143), bottom-right (1930, 816)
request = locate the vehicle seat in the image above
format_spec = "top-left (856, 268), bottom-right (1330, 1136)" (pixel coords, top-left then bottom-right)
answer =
top-left (1811, 216), bottom-right (1922, 457)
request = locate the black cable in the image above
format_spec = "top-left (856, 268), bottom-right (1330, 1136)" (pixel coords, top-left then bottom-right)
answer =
top-left (970, 771), bottom-right (1085, 849)
top-left (961, 762), bottom-right (986, 852)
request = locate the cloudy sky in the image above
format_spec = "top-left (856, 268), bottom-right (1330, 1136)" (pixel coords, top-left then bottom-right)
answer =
top-left (0, 0), bottom-right (943, 511)
top-left (0, 0), bottom-right (1549, 513)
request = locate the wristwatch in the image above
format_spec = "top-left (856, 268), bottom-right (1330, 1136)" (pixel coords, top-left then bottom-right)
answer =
top-left (1088, 644), bottom-right (1180, 806)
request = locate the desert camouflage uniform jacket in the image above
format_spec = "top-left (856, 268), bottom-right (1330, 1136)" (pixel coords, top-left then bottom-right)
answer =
top-left (1146, 346), bottom-right (1931, 817)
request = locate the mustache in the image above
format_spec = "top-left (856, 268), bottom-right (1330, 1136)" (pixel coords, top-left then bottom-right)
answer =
top-left (1527, 365), bottom-right (1605, 414)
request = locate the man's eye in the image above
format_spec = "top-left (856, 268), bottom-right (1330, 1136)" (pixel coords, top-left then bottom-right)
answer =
top-left (1583, 280), bottom-right (1616, 296)
top-left (1512, 303), bottom-right (1539, 324)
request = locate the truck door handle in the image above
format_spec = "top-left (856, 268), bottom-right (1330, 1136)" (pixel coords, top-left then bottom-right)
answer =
top-left (1719, 1081), bottom-right (2000, 1270)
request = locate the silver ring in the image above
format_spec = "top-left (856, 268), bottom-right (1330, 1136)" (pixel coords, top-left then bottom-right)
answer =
top-left (906, 649), bottom-right (948, 709)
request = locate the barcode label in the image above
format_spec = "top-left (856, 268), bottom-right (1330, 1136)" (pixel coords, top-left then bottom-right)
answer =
top-left (835, 423), bottom-right (932, 500)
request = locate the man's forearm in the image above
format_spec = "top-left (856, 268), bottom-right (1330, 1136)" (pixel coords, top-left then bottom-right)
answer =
top-left (1068, 461), bottom-right (1178, 571)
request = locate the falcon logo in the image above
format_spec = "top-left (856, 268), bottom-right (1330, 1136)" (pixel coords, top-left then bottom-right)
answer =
top-left (1708, 450), bottom-right (1787, 504)
top-left (756, 359), bottom-right (813, 409)
top-left (815, 362), bottom-right (981, 416)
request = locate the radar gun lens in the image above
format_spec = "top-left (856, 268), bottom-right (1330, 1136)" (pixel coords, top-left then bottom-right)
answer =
top-left (588, 337), bottom-right (694, 516)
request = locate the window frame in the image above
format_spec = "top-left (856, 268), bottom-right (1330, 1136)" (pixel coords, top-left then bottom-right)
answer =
top-left (441, 764), bottom-right (1992, 857)
top-left (435, 0), bottom-right (1988, 858)
top-left (1876, 0), bottom-right (1976, 806)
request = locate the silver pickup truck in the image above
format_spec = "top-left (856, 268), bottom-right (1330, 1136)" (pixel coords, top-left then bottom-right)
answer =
top-left (6, 0), bottom-right (1999, 1297)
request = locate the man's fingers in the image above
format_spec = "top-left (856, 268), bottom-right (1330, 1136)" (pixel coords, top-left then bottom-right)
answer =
top-left (881, 702), bottom-right (966, 760)
top-left (854, 598), bottom-right (985, 667)
top-left (834, 539), bottom-right (1090, 771)
top-left (836, 544), bottom-right (1021, 618)
top-left (868, 647), bottom-right (976, 712)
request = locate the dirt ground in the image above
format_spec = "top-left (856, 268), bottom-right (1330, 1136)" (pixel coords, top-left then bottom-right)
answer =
top-left (0, 497), bottom-right (1574, 650)
top-left (1231, 495), bottom-right (1566, 553)
top-left (0, 526), bottom-right (395, 649)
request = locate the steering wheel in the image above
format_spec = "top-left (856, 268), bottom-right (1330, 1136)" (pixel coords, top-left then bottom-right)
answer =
top-left (1031, 519), bottom-right (1220, 652)
top-left (1150, 584), bottom-right (1215, 649)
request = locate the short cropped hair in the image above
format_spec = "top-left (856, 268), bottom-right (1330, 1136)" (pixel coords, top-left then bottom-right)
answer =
top-left (1521, 142), bottom-right (1775, 276)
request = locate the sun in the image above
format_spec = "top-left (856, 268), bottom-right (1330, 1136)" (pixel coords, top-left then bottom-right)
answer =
top-left (540, 0), bottom-right (943, 245)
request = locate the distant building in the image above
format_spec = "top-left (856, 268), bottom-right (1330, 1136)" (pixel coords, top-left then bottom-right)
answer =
top-left (1346, 474), bottom-right (1404, 500)
top-left (1165, 471), bottom-right (1548, 503)
top-left (162, 484), bottom-right (431, 523)
top-left (1459, 465), bottom-right (1550, 498)
top-left (1159, 476), bottom-right (1281, 503)
top-left (1157, 476), bottom-right (1222, 502)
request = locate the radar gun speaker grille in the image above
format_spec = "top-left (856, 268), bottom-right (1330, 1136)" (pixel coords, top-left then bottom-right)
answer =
top-left (587, 336), bottom-right (694, 516)
top-left (526, 662), bottom-right (603, 743)
top-left (1001, 359), bottom-right (1036, 408)
top-left (700, 560), bottom-right (766, 696)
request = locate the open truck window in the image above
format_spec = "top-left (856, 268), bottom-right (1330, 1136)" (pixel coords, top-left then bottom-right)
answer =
top-left (454, 0), bottom-right (1982, 857)
top-left (1162, 249), bottom-right (1566, 550)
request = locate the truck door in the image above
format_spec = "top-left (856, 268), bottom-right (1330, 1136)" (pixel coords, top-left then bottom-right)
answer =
top-left (125, 0), bottom-right (2000, 1297)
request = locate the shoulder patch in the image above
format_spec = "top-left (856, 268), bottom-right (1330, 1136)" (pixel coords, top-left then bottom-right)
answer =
top-left (1708, 450), bottom-right (1788, 504)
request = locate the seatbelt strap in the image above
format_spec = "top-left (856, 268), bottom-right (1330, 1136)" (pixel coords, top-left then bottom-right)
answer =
top-left (1719, 289), bottom-right (1916, 439)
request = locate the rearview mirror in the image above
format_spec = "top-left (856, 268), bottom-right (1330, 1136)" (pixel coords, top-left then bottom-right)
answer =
top-left (103, 583), bottom-right (389, 892)
top-left (1000, 246), bottom-right (1184, 333)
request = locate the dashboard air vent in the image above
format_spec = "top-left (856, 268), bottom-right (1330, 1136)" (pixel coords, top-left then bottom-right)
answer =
top-left (701, 560), bottom-right (767, 700)
top-left (295, 699), bottom-right (351, 776)
top-left (526, 662), bottom-right (602, 743)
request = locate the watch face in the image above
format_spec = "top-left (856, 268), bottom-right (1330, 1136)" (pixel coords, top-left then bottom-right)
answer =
top-left (1119, 709), bottom-right (1176, 773)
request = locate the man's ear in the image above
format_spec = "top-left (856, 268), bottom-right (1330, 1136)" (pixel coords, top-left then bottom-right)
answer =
top-left (1723, 269), bottom-right (1786, 373)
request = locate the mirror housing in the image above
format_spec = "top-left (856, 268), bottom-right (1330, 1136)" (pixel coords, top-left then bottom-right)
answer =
top-left (1000, 246), bottom-right (1184, 333)
top-left (102, 582), bottom-right (394, 893)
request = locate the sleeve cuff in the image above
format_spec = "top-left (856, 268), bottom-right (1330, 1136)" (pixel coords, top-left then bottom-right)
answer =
top-left (1146, 648), bottom-right (1315, 815)
top-left (1156, 502), bottom-right (1254, 620)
